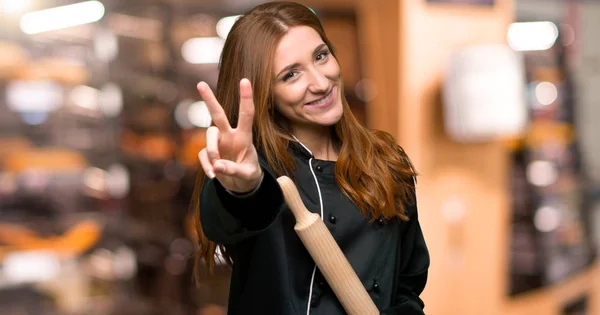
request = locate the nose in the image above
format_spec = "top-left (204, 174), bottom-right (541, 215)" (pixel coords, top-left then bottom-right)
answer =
top-left (307, 67), bottom-right (329, 94)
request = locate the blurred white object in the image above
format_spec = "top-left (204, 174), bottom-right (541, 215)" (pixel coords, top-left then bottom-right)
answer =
top-left (175, 99), bottom-right (195, 129)
top-left (1, 0), bottom-right (31, 14)
top-left (94, 29), bottom-right (119, 62)
top-left (188, 101), bottom-right (212, 128)
top-left (3, 250), bottom-right (61, 284)
top-left (106, 164), bottom-right (130, 198)
top-left (70, 85), bottom-right (99, 110)
top-left (99, 83), bottom-right (123, 116)
top-left (534, 205), bottom-right (562, 233)
top-left (19, 1), bottom-right (105, 35)
top-left (181, 37), bottom-right (225, 64)
top-left (443, 44), bottom-right (527, 143)
top-left (216, 15), bottom-right (242, 39)
top-left (6, 80), bottom-right (63, 113)
top-left (507, 21), bottom-right (559, 52)
top-left (534, 81), bottom-right (558, 108)
top-left (526, 160), bottom-right (558, 187)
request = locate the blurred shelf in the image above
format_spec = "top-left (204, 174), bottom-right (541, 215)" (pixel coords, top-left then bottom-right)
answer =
top-left (504, 264), bottom-right (600, 315)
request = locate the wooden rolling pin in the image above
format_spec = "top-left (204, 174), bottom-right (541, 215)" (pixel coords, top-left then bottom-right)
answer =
top-left (277, 176), bottom-right (379, 315)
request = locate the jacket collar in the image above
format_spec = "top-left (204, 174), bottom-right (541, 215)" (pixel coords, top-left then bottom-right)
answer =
top-left (290, 134), bottom-right (314, 159)
top-left (289, 134), bottom-right (336, 177)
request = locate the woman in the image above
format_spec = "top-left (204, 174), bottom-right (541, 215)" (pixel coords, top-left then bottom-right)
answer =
top-left (191, 2), bottom-right (429, 315)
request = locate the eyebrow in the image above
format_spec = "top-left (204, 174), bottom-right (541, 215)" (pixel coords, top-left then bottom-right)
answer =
top-left (275, 43), bottom-right (328, 79)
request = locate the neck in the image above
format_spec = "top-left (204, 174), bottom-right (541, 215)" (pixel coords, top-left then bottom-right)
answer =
top-left (291, 125), bottom-right (338, 161)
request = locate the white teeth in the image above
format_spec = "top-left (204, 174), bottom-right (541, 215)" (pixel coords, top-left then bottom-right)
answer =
top-left (308, 91), bottom-right (331, 106)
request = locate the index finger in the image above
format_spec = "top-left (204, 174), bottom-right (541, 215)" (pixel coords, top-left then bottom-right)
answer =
top-left (236, 78), bottom-right (255, 133)
top-left (197, 82), bottom-right (231, 130)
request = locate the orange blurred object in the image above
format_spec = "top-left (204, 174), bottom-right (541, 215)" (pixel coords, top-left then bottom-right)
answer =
top-left (0, 137), bottom-right (33, 159)
top-left (3, 148), bottom-right (88, 173)
top-left (0, 220), bottom-right (102, 261)
top-left (121, 131), bottom-right (176, 161)
top-left (179, 129), bottom-right (207, 168)
top-left (13, 57), bottom-right (89, 85)
top-left (0, 41), bottom-right (30, 80)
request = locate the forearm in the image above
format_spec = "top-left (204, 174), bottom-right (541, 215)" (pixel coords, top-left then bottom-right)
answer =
top-left (199, 167), bottom-right (284, 244)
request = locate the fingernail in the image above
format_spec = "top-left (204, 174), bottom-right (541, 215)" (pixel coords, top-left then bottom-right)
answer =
top-left (207, 170), bottom-right (215, 178)
top-left (197, 82), bottom-right (205, 90)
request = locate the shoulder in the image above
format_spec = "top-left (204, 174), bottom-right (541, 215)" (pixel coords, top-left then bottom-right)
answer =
top-left (369, 129), bottom-right (404, 151)
top-left (368, 129), bottom-right (417, 192)
top-left (369, 129), bottom-right (414, 168)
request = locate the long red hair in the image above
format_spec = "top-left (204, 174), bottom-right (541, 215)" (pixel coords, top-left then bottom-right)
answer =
top-left (190, 1), bottom-right (416, 281)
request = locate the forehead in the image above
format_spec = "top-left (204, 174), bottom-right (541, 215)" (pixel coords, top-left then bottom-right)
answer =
top-left (273, 26), bottom-right (324, 70)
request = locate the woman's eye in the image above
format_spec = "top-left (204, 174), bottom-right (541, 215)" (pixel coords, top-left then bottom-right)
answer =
top-left (316, 50), bottom-right (330, 61)
top-left (283, 70), bottom-right (298, 82)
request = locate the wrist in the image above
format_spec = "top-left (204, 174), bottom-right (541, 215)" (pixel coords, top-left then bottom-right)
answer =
top-left (228, 171), bottom-right (264, 197)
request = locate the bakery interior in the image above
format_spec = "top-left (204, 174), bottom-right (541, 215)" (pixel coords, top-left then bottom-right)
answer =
top-left (1, 0), bottom-right (600, 314)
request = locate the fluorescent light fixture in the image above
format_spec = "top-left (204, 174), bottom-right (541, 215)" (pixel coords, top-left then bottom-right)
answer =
top-left (216, 15), bottom-right (242, 39)
top-left (19, 0), bottom-right (105, 35)
top-left (507, 21), bottom-right (559, 52)
top-left (181, 37), bottom-right (225, 64)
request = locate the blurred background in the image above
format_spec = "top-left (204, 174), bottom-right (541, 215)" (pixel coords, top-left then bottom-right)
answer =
top-left (0, 0), bottom-right (599, 314)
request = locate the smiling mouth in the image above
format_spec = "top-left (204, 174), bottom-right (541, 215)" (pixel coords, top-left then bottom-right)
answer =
top-left (305, 88), bottom-right (334, 106)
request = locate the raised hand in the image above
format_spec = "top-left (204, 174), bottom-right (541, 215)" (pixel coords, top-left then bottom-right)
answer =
top-left (197, 78), bottom-right (262, 193)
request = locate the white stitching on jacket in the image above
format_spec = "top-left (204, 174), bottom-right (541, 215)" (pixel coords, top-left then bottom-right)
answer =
top-left (291, 135), bottom-right (324, 315)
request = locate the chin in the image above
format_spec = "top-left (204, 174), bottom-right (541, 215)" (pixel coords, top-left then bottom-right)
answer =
top-left (317, 105), bottom-right (343, 126)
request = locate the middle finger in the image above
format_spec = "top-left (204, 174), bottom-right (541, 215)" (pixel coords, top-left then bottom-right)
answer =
top-left (236, 78), bottom-right (255, 133)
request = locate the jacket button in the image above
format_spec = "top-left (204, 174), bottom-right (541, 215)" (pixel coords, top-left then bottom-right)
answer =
top-left (329, 215), bottom-right (337, 224)
top-left (319, 279), bottom-right (326, 287)
top-left (316, 165), bottom-right (322, 172)
top-left (377, 217), bottom-right (385, 226)
top-left (373, 280), bottom-right (380, 292)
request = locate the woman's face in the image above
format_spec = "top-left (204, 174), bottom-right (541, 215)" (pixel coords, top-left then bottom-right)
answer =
top-left (271, 26), bottom-right (343, 131)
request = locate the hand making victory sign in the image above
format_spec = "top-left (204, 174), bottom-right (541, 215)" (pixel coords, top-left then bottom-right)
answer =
top-left (197, 78), bottom-right (263, 194)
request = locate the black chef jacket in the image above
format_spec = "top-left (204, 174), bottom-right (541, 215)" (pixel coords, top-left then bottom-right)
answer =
top-left (200, 141), bottom-right (430, 315)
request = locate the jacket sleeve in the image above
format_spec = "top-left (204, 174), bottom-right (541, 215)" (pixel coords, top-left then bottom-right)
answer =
top-left (381, 181), bottom-right (430, 315)
top-left (199, 157), bottom-right (285, 245)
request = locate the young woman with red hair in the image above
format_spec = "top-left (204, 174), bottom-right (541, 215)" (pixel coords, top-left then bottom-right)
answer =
top-left (191, 2), bottom-right (429, 314)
